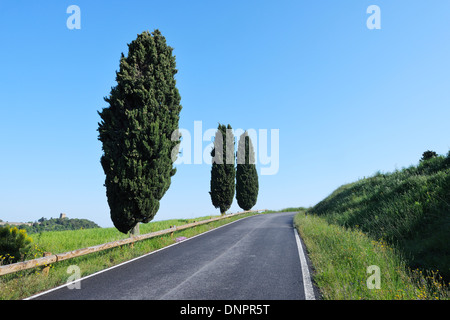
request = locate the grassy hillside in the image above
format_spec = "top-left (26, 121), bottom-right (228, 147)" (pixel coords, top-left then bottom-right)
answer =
top-left (307, 152), bottom-right (450, 281)
top-left (294, 212), bottom-right (449, 299)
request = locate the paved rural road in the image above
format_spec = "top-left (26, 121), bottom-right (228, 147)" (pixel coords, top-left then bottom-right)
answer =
top-left (29, 212), bottom-right (315, 300)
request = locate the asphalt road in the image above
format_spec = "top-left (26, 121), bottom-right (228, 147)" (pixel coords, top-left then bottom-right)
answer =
top-left (30, 212), bottom-right (314, 300)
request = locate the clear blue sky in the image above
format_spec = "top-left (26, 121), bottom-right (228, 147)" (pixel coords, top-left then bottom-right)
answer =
top-left (1, 1), bottom-right (449, 227)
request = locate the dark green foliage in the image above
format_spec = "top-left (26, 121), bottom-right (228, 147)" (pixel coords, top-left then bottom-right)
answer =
top-left (417, 155), bottom-right (449, 175)
top-left (236, 132), bottom-right (258, 211)
top-left (0, 226), bottom-right (33, 263)
top-left (209, 124), bottom-right (235, 214)
top-left (20, 217), bottom-right (100, 234)
top-left (421, 150), bottom-right (438, 162)
top-left (98, 30), bottom-right (182, 234)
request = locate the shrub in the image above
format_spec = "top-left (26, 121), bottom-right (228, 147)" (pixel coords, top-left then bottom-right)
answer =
top-left (417, 155), bottom-right (447, 175)
top-left (0, 226), bottom-right (33, 264)
top-left (421, 150), bottom-right (438, 162)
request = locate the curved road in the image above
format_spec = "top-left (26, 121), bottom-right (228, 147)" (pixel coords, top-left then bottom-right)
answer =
top-left (29, 212), bottom-right (315, 300)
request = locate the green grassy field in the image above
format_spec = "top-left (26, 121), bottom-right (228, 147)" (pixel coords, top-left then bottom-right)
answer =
top-left (294, 152), bottom-right (450, 299)
top-left (0, 211), bottom-right (263, 300)
top-left (28, 215), bottom-right (219, 255)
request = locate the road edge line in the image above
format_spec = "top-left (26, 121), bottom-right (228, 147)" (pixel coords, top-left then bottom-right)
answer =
top-left (293, 226), bottom-right (315, 300)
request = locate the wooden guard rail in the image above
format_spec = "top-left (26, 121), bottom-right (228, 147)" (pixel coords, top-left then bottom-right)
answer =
top-left (0, 209), bottom-right (266, 276)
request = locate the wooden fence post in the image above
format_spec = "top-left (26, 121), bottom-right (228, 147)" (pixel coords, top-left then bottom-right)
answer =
top-left (42, 252), bottom-right (51, 276)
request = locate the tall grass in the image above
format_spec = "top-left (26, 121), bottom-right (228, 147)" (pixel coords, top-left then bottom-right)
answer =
top-left (294, 213), bottom-right (449, 300)
top-left (309, 154), bottom-right (450, 281)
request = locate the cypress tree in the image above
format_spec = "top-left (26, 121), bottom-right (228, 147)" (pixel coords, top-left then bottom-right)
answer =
top-left (236, 131), bottom-right (259, 211)
top-left (98, 30), bottom-right (182, 234)
top-left (209, 124), bottom-right (235, 215)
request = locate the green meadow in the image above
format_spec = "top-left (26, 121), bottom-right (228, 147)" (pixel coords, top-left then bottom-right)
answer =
top-left (29, 215), bottom-right (217, 255)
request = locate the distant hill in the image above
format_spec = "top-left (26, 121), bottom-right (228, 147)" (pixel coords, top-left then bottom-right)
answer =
top-left (16, 216), bottom-right (100, 234)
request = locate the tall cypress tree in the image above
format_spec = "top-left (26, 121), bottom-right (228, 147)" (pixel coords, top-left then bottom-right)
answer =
top-left (209, 124), bottom-right (235, 215)
top-left (236, 131), bottom-right (258, 211)
top-left (98, 30), bottom-right (182, 234)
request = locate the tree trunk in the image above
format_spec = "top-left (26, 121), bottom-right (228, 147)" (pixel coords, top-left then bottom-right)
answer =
top-left (130, 223), bottom-right (140, 237)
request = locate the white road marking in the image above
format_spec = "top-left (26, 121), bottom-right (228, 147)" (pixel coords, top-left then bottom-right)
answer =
top-left (294, 227), bottom-right (315, 300)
